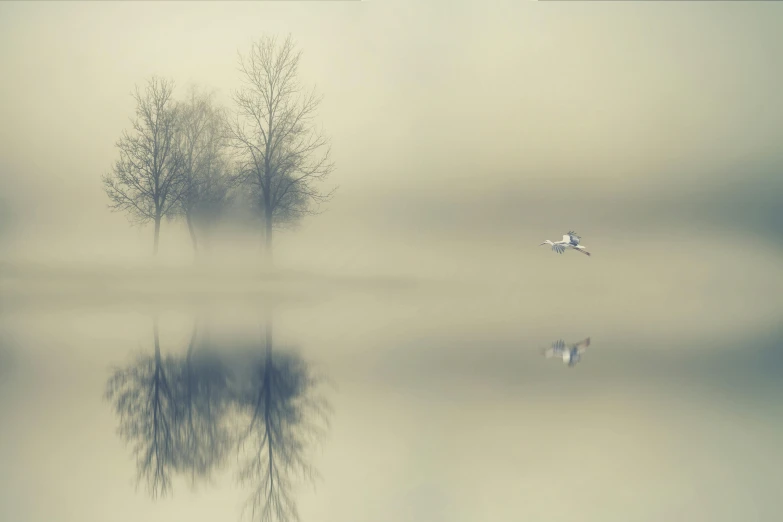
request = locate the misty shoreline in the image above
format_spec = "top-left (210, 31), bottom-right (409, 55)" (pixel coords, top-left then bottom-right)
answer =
top-left (0, 260), bottom-right (446, 311)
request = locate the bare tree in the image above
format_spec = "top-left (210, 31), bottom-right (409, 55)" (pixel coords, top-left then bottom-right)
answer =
top-left (191, 162), bottom-right (233, 254)
top-left (175, 86), bottom-right (232, 254)
top-left (236, 312), bottom-right (331, 522)
top-left (102, 76), bottom-right (184, 255)
top-left (229, 35), bottom-right (336, 266)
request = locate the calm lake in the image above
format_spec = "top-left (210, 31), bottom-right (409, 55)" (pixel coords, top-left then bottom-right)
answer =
top-left (1, 277), bottom-right (781, 522)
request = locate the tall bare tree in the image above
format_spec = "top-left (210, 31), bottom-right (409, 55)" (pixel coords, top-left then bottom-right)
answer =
top-left (103, 76), bottom-right (183, 255)
top-left (229, 35), bottom-right (336, 266)
top-left (175, 86), bottom-right (232, 254)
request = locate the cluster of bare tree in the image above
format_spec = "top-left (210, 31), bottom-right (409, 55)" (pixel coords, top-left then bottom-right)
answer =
top-left (102, 35), bottom-right (335, 265)
top-left (105, 312), bottom-right (330, 522)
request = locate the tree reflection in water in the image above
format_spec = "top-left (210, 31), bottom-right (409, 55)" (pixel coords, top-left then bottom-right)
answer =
top-left (174, 319), bottom-right (236, 488)
top-left (105, 316), bottom-right (183, 498)
top-left (105, 310), bottom-right (331, 522)
top-left (235, 313), bottom-right (331, 522)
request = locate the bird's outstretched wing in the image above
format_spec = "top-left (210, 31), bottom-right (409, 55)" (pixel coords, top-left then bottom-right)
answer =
top-left (573, 337), bottom-right (591, 354)
top-left (552, 243), bottom-right (566, 254)
top-left (544, 339), bottom-right (566, 358)
top-left (566, 231), bottom-right (581, 245)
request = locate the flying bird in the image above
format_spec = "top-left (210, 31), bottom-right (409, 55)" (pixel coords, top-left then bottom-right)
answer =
top-left (543, 337), bottom-right (591, 367)
top-left (539, 231), bottom-right (591, 256)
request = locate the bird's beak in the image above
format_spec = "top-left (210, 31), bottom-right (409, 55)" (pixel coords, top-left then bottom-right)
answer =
top-left (538, 242), bottom-right (546, 246)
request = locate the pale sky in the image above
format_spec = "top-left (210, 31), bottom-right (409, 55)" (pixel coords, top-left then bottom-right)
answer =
top-left (1, 0), bottom-right (782, 263)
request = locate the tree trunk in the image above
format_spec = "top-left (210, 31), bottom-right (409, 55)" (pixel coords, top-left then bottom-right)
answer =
top-left (203, 228), bottom-right (212, 254)
top-left (186, 319), bottom-right (198, 359)
top-left (185, 212), bottom-right (199, 254)
top-left (264, 311), bottom-right (273, 358)
top-left (263, 211), bottom-right (273, 268)
top-left (153, 216), bottom-right (161, 256)
top-left (153, 315), bottom-right (161, 362)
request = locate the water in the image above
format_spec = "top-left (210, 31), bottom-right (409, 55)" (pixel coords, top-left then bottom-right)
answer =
top-left (0, 282), bottom-right (781, 522)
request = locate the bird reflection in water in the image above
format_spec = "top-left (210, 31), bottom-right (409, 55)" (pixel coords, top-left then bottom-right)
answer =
top-left (105, 310), bottom-right (331, 522)
top-left (543, 337), bottom-right (591, 367)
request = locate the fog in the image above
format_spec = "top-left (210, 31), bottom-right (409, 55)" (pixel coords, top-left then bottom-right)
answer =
top-left (1, 0), bottom-right (781, 337)
top-left (1, 1), bottom-right (782, 522)
top-left (2, 1), bottom-right (782, 264)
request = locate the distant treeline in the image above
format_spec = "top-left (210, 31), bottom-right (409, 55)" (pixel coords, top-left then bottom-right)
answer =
top-left (102, 35), bottom-right (336, 265)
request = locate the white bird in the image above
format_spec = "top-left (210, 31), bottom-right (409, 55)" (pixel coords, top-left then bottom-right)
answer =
top-left (543, 337), bottom-right (591, 367)
top-left (539, 231), bottom-right (591, 256)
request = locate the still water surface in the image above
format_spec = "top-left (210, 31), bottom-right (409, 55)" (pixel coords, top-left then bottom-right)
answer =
top-left (0, 283), bottom-right (781, 522)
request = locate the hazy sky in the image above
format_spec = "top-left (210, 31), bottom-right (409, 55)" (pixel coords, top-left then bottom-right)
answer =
top-left (2, 0), bottom-right (782, 259)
